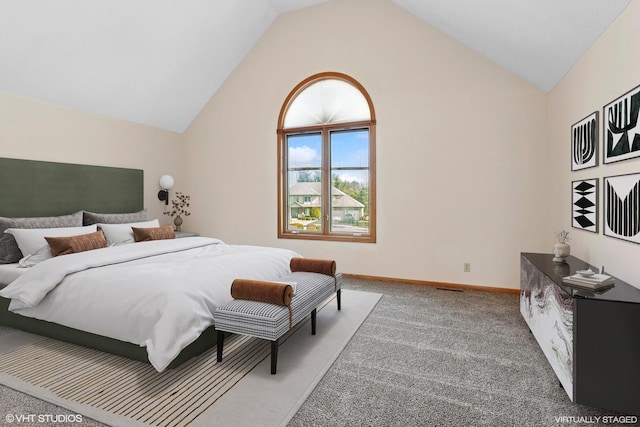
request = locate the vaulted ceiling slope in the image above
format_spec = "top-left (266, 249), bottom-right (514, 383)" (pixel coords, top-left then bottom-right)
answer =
top-left (0, 0), bottom-right (630, 133)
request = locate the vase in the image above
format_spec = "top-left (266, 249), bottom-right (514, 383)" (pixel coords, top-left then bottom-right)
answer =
top-left (174, 215), bottom-right (183, 232)
top-left (552, 242), bottom-right (570, 263)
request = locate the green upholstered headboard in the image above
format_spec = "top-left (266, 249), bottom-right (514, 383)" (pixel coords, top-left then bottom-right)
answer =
top-left (0, 157), bottom-right (144, 217)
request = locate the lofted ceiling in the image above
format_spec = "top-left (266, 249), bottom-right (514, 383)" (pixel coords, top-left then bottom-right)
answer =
top-left (0, 0), bottom-right (631, 133)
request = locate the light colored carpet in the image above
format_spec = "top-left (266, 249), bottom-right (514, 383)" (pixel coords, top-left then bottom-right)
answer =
top-left (288, 280), bottom-right (627, 426)
top-left (0, 289), bottom-right (381, 427)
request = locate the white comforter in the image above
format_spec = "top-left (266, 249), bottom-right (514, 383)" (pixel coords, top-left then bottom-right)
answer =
top-left (0, 237), bottom-right (300, 372)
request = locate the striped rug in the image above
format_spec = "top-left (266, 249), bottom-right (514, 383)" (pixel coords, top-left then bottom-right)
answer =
top-left (0, 290), bottom-right (382, 427)
top-left (0, 323), bottom-right (296, 426)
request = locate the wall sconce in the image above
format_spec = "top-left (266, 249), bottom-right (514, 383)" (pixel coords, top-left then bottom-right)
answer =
top-left (158, 174), bottom-right (174, 205)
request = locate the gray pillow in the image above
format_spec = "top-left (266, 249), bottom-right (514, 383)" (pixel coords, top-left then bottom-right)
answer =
top-left (83, 209), bottom-right (148, 226)
top-left (0, 211), bottom-right (83, 264)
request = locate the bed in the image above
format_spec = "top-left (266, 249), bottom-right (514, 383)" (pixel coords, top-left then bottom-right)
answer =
top-left (0, 157), bottom-right (300, 371)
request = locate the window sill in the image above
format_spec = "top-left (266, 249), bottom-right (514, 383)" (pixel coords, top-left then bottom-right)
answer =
top-left (278, 232), bottom-right (375, 243)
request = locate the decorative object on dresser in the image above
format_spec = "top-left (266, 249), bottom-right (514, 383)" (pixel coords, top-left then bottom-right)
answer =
top-left (552, 230), bottom-right (571, 263)
top-left (603, 172), bottom-right (640, 244)
top-left (571, 179), bottom-right (598, 233)
top-left (520, 253), bottom-right (640, 415)
top-left (562, 269), bottom-right (614, 290)
top-left (571, 111), bottom-right (598, 170)
top-left (163, 191), bottom-right (191, 232)
top-left (603, 83), bottom-right (640, 164)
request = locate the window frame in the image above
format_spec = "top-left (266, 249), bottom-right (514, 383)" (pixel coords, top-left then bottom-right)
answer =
top-left (277, 72), bottom-right (376, 243)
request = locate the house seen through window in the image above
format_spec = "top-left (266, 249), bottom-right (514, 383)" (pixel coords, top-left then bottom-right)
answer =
top-left (277, 72), bottom-right (376, 243)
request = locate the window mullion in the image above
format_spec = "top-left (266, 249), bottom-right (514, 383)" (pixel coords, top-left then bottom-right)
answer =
top-left (322, 127), bottom-right (330, 235)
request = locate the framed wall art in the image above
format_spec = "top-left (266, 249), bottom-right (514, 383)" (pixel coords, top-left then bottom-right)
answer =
top-left (603, 173), bottom-right (640, 244)
top-left (603, 84), bottom-right (640, 164)
top-left (571, 112), bottom-right (598, 170)
top-left (572, 179), bottom-right (598, 233)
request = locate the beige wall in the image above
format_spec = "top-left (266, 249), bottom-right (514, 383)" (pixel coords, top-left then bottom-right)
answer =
top-left (183, 0), bottom-right (548, 289)
top-left (547, 1), bottom-right (640, 286)
top-left (0, 91), bottom-right (184, 224)
top-left (10, 0), bottom-right (634, 291)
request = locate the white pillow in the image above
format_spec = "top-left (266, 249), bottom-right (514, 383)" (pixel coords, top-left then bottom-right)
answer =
top-left (99, 219), bottom-right (160, 246)
top-left (5, 225), bottom-right (98, 266)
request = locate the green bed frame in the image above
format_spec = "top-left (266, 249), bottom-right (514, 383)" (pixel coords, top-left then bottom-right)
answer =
top-left (0, 157), bottom-right (143, 216)
top-left (0, 157), bottom-right (217, 369)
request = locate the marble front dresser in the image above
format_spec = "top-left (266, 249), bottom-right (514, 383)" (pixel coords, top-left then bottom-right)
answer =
top-left (520, 253), bottom-right (640, 415)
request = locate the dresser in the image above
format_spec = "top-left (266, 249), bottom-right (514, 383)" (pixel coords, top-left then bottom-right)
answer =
top-left (520, 253), bottom-right (640, 415)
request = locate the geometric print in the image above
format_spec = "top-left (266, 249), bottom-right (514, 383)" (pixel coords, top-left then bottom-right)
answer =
top-left (572, 179), bottom-right (598, 233)
top-left (571, 112), bottom-right (598, 170)
top-left (604, 173), bottom-right (640, 244)
top-left (604, 85), bottom-right (640, 164)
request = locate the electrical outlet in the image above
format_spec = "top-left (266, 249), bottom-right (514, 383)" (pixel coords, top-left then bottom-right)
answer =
top-left (464, 263), bottom-right (471, 272)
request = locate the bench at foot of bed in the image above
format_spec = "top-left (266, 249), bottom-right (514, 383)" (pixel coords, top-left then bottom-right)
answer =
top-left (214, 271), bottom-right (342, 374)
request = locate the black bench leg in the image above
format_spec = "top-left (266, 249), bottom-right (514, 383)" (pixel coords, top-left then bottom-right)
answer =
top-left (216, 331), bottom-right (224, 363)
top-left (311, 308), bottom-right (317, 335)
top-left (337, 289), bottom-right (341, 311)
top-left (271, 339), bottom-right (279, 375)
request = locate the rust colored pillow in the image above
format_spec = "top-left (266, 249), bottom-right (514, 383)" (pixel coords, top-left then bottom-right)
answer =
top-left (231, 279), bottom-right (294, 306)
top-left (132, 224), bottom-right (176, 242)
top-left (290, 257), bottom-right (336, 276)
top-left (45, 230), bottom-right (108, 257)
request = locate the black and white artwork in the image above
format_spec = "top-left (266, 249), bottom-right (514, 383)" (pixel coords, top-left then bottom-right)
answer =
top-left (571, 112), bottom-right (598, 170)
top-left (604, 173), bottom-right (640, 244)
top-left (572, 179), bottom-right (598, 233)
top-left (603, 84), bottom-right (640, 164)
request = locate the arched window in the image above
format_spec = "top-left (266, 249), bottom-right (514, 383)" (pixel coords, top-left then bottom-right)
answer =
top-left (277, 72), bottom-right (376, 243)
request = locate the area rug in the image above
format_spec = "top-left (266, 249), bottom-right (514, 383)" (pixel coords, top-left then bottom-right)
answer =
top-left (0, 289), bottom-right (381, 427)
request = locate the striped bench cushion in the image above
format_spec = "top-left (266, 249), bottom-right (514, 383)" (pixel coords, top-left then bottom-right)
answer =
top-left (214, 272), bottom-right (342, 341)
